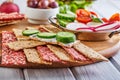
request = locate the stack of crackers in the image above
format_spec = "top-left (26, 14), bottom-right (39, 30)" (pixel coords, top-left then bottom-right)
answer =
top-left (1, 25), bottom-right (108, 68)
top-left (0, 12), bottom-right (25, 26)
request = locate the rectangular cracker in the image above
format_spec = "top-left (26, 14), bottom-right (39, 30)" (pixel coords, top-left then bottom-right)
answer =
top-left (73, 41), bottom-right (108, 61)
top-left (13, 29), bottom-right (30, 40)
top-left (47, 45), bottom-right (74, 62)
top-left (40, 25), bottom-right (62, 33)
top-left (23, 48), bottom-right (51, 64)
top-left (23, 48), bottom-right (42, 63)
top-left (7, 40), bottom-right (46, 51)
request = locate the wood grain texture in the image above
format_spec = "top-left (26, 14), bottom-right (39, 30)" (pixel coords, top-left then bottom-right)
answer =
top-left (71, 61), bottom-right (120, 80)
top-left (0, 68), bottom-right (24, 80)
top-left (0, 20), bottom-right (38, 32)
top-left (82, 35), bottom-right (120, 58)
top-left (24, 68), bottom-right (75, 80)
top-left (110, 50), bottom-right (120, 71)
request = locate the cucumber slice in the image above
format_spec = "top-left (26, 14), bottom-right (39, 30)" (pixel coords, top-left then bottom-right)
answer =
top-left (22, 29), bottom-right (39, 36)
top-left (57, 13), bottom-right (75, 22)
top-left (58, 19), bottom-right (69, 27)
top-left (37, 32), bottom-right (56, 39)
top-left (56, 32), bottom-right (76, 43)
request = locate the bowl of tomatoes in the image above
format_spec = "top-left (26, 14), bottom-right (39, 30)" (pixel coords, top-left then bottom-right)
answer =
top-left (26, 0), bottom-right (59, 24)
top-left (49, 9), bottom-right (120, 41)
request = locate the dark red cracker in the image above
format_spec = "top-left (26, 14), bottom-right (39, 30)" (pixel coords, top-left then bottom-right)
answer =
top-left (63, 47), bottom-right (89, 61)
top-left (2, 31), bottom-right (26, 65)
top-left (2, 44), bottom-right (26, 65)
top-left (37, 46), bottom-right (61, 62)
top-left (0, 12), bottom-right (25, 22)
top-left (2, 31), bottom-right (17, 43)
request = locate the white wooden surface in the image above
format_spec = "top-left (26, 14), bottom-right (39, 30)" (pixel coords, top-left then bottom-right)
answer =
top-left (0, 68), bottom-right (24, 80)
top-left (71, 62), bottom-right (120, 80)
top-left (0, 0), bottom-right (120, 80)
top-left (24, 68), bottom-right (75, 80)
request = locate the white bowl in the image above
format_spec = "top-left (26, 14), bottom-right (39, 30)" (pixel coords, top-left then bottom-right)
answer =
top-left (25, 7), bottom-right (59, 24)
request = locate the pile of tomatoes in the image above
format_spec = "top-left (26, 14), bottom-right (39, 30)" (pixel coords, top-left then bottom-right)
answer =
top-left (76, 9), bottom-right (120, 24)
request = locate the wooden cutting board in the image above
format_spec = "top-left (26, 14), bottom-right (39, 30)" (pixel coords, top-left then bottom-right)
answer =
top-left (82, 35), bottom-right (120, 58)
top-left (0, 20), bottom-right (120, 68)
top-left (0, 20), bottom-right (120, 58)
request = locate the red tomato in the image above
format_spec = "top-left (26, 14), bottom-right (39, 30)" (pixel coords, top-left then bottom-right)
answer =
top-left (76, 9), bottom-right (92, 23)
top-left (109, 13), bottom-right (120, 22)
top-left (102, 18), bottom-right (109, 23)
top-left (76, 9), bottom-right (90, 17)
top-left (76, 16), bottom-right (92, 24)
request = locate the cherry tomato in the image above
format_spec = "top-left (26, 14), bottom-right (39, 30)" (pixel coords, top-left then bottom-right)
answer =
top-left (109, 13), bottom-right (120, 22)
top-left (102, 18), bottom-right (109, 23)
top-left (76, 16), bottom-right (92, 24)
top-left (76, 9), bottom-right (90, 17)
top-left (90, 11), bottom-right (98, 17)
top-left (76, 9), bottom-right (92, 23)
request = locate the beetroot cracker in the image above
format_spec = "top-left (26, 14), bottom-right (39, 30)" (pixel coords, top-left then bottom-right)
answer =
top-left (37, 46), bottom-right (61, 63)
top-left (2, 31), bottom-right (26, 65)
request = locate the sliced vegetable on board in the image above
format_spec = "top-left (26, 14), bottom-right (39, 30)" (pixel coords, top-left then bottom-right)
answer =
top-left (22, 29), bottom-right (40, 36)
top-left (58, 19), bottom-right (69, 27)
top-left (37, 32), bottom-right (56, 39)
top-left (56, 32), bottom-right (76, 43)
top-left (57, 13), bottom-right (75, 22)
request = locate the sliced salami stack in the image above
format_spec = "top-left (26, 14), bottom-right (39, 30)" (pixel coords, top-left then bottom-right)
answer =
top-left (0, 26), bottom-right (108, 68)
top-left (0, 12), bottom-right (25, 26)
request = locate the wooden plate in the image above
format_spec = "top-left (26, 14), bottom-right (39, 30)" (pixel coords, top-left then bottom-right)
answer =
top-left (0, 20), bottom-right (120, 68)
top-left (82, 35), bottom-right (120, 58)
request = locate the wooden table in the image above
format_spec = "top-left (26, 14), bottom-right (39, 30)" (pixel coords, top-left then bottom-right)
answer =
top-left (0, 0), bottom-right (120, 80)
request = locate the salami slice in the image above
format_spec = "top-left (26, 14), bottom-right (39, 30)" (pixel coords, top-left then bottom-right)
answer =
top-left (63, 47), bottom-right (89, 61)
top-left (37, 46), bottom-right (60, 62)
top-left (2, 31), bottom-right (26, 65)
